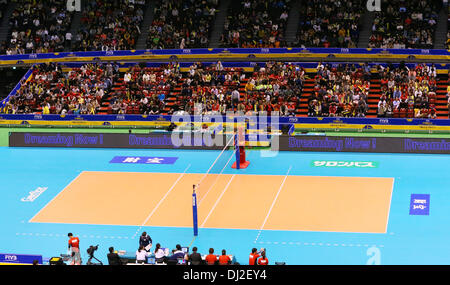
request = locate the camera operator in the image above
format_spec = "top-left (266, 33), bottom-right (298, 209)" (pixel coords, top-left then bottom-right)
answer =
top-left (87, 245), bottom-right (103, 265)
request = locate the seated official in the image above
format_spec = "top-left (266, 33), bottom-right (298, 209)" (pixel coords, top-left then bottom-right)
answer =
top-left (187, 247), bottom-right (203, 265)
top-left (205, 248), bottom-right (218, 265)
top-left (168, 244), bottom-right (186, 264)
top-left (218, 250), bottom-right (232, 265)
top-left (107, 247), bottom-right (123, 265)
top-left (154, 243), bottom-right (167, 264)
top-left (136, 246), bottom-right (150, 264)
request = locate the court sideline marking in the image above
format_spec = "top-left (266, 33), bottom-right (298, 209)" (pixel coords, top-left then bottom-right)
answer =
top-left (200, 174), bottom-right (236, 228)
top-left (28, 173), bottom-right (83, 223)
top-left (385, 178), bottom-right (395, 234)
top-left (255, 165), bottom-right (292, 243)
top-left (133, 164), bottom-right (192, 238)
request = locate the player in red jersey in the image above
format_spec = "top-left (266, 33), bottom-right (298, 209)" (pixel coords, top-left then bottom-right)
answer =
top-left (249, 248), bottom-right (264, 265)
top-left (257, 251), bottom-right (269, 265)
top-left (68, 233), bottom-right (81, 265)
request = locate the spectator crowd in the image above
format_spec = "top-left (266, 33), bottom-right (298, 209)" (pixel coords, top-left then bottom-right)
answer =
top-left (374, 63), bottom-right (439, 119)
top-left (307, 62), bottom-right (371, 118)
top-left (146, 0), bottom-right (219, 49)
top-left (0, 0), bottom-right (448, 54)
top-left (3, 0), bottom-right (73, 55)
top-left (1, 61), bottom-right (447, 120)
top-left (294, 0), bottom-right (364, 48)
top-left (74, 0), bottom-right (147, 51)
top-left (1, 62), bottom-right (118, 115)
top-left (220, 0), bottom-right (291, 48)
top-left (369, 0), bottom-right (442, 49)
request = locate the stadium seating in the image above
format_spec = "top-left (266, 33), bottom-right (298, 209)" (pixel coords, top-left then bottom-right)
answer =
top-left (4, 0), bottom-right (74, 55)
top-left (146, 0), bottom-right (219, 49)
top-left (220, 0), bottom-right (291, 48)
top-left (4, 61), bottom-right (447, 119)
top-left (0, 0), bottom-right (447, 53)
top-left (74, 0), bottom-right (148, 51)
top-left (294, 0), bottom-right (364, 48)
top-left (368, 0), bottom-right (442, 49)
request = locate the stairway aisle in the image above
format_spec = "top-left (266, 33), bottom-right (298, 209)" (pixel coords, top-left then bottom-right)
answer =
top-left (0, 1), bottom-right (17, 46)
top-left (208, 0), bottom-right (232, 48)
top-left (357, 10), bottom-right (375, 48)
top-left (284, 0), bottom-right (302, 46)
top-left (67, 10), bottom-right (82, 52)
top-left (136, 0), bottom-right (156, 50)
top-left (433, 4), bottom-right (448, 50)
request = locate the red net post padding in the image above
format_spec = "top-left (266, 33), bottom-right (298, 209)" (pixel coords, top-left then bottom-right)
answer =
top-left (232, 127), bottom-right (250, 169)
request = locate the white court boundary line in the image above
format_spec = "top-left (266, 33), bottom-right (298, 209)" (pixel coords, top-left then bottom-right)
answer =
top-left (28, 172), bottom-right (83, 223)
top-left (133, 164), bottom-right (191, 238)
top-left (385, 178), bottom-right (395, 234)
top-left (200, 174), bottom-right (236, 228)
top-left (255, 166), bottom-right (292, 242)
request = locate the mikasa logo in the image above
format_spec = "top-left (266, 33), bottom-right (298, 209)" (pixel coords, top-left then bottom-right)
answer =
top-left (67, 0), bottom-right (81, 12)
top-left (21, 187), bottom-right (48, 202)
top-left (367, 0), bottom-right (381, 11)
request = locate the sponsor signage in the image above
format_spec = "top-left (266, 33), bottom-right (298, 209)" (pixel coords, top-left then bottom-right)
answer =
top-left (280, 136), bottom-right (450, 154)
top-left (10, 133), bottom-right (228, 150)
top-left (9, 133), bottom-right (450, 154)
top-left (311, 161), bottom-right (379, 168)
top-left (0, 253), bottom-right (43, 265)
top-left (409, 194), bottom-right (430, 216)
top-left (21, 187), bottom-right (48, 202)
top-left (110, 156), bottom-right (178, 165)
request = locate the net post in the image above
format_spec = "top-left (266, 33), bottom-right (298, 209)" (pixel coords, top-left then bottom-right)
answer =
top-left (232, 125), bottom-right (250, 169)
top-left (235, 132), bottom-right (240, 170)
top-left (192, 185), bottom-right (199, 237)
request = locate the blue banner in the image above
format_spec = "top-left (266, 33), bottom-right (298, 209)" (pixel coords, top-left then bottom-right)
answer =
top-left (1, 114), bottom-right (450, 127)
top-left (409, 194), bottom-right (430, 216)
top-left (0, 47), bottom-right (448, 62)
top-left (110, 156), bottom-right (178, 165)
top-left (0, 253), bottom-right (43, 265)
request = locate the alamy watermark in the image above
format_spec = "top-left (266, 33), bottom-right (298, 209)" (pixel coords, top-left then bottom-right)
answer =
top-left (367, 0), bottom-right (381, 12)
top-left (170, 110), bottom-right (280, 157)
top-left (67, 0), bottom-right (81, 12)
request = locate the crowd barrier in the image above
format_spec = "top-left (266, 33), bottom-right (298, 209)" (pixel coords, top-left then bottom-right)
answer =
top-left (9, 132), bottom-right (231, 150)
top-left (0, 48), bottom-right (449, 66)
top-left (1, 114), bottom-right (450, 132)
top-left (281, 135), bottom-right (450, 154)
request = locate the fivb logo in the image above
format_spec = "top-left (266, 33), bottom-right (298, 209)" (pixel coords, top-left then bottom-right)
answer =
top-left (366, 0), bottom-right (381, 11)
top-left (67, 0), bottom-right (81, 12)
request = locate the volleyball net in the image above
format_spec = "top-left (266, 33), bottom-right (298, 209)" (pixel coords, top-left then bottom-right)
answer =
top-left (192, 127), bottom-right (249, 236)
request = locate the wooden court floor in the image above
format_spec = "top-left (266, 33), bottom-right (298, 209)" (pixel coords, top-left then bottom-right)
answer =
top-left (30, 171), bottom-right (394, 234)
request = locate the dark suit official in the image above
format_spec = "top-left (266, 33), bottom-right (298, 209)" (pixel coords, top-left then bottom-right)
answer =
top-left (107, 247), bottom-right (123, 265)
top-left (188, 247), bottom-right (203, 265)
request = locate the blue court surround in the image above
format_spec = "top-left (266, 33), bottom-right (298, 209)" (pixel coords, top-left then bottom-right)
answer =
top-left (0, 146), bottom-right (449, 265)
